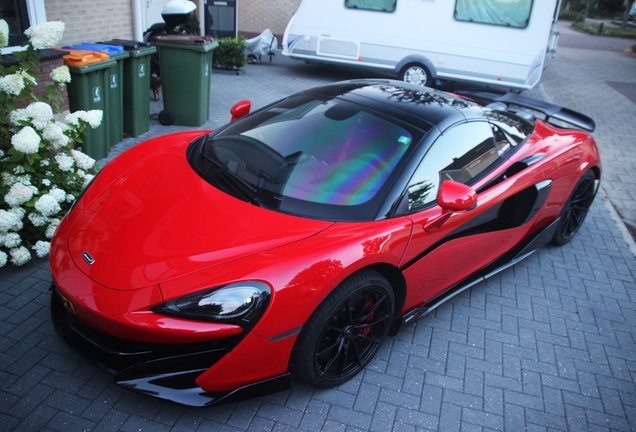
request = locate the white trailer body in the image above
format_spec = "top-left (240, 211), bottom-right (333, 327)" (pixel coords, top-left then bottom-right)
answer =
top-left (282, 0), bottom-right (561, 90)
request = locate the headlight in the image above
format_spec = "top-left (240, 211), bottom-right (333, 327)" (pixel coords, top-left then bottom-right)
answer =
top-left (152, 282), bottom-right (271, 329)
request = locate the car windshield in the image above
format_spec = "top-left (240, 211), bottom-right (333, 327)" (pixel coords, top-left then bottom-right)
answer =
top-left (190, 93), bottom-right (424, 221)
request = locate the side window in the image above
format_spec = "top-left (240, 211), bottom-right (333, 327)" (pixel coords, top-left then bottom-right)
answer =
top-left (454, 0), bottom-right (533, 28)
top-left (487, 109), bottom-right (533, 145)
top-left (345, 0), bottom-right (397, 13)
top-left (407, 122), bottom-right (498, 210)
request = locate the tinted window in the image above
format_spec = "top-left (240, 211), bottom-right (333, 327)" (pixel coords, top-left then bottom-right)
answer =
top-left (191, 93), bottom-right (424, 221)
top-left (454, 0), bottom-right (533, 28)
top-left (408, 122), bottom-right (498, 210)
top-left (345, 0), bottom-right (396, 13)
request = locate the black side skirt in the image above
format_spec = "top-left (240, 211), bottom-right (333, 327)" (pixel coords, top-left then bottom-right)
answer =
top-left (393, 216), bottom-right (560, 333)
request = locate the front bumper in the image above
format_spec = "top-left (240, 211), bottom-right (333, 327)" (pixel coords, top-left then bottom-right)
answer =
top-left (51, 286), bottom-right (291, 406)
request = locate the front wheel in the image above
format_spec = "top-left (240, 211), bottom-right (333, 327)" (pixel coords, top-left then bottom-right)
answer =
top-left (293, 270), bottom-right (395, 387)
top-left (551, 170), bottom-right (598, 246)
top-left (399, 63), bottom-right (430, 86)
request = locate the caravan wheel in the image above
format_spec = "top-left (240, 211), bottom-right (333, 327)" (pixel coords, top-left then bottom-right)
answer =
top-left (399, 63), bottom-right (430, 86)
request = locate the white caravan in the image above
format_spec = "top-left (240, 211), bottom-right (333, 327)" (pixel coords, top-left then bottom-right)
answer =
top-left (282, 0), bottom-right (561, 91)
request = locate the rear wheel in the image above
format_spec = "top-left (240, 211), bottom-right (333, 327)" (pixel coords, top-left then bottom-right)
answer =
top-left (293, 270), bottom-right (394, 387)
top-left (551, 170), bottom-right (597, 246)
top-left (399, 63), bottom-right (430, 86)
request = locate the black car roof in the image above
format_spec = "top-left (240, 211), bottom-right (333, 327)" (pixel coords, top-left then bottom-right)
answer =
top-left (306, 79), bottom-right (487, 133)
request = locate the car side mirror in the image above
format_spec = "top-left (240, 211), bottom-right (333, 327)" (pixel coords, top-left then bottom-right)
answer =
top-left (437, 180), bottom-right (477, 212)
top-left (230, 100), bottom-right (251, 122)
top-left (423, 180), bottom-right (477, 232)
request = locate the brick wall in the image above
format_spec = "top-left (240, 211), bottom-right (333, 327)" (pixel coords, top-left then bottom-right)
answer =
top-left (44, 0), bottom-right (134, 46)
top-left (37, 53), bottom-right (70, 113)
top-left (40, 0), bottom-right (299, 48)
top-left (238, 0), bottom-right (301, 40)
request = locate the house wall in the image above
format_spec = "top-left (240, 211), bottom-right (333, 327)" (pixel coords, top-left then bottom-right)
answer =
top-left (238, 0), bottom-right (301, 39)
top-left (44, 0), bottom-right (134, 46)
top-left (39, 0), bottom-right (300, 48)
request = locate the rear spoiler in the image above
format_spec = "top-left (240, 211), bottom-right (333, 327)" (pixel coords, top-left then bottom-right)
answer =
top-left (456, 90), bottom-right (596, 132)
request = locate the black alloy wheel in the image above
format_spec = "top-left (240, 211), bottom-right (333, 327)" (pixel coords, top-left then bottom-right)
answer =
top-left (293, 270), bottom-right (395, 387)
top-left (551, 170), bottom-right (598, 246)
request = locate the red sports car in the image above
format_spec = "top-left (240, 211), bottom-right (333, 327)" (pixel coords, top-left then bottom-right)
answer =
top-left (50, 80), bottom-right (600, 406)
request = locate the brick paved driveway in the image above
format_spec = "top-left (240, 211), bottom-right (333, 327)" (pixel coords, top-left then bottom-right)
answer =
top-left (2, 23), bottom-right (636, 432)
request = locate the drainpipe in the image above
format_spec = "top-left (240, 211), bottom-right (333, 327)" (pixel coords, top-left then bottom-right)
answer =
top-left (133, 0), bottom-right (144, 41)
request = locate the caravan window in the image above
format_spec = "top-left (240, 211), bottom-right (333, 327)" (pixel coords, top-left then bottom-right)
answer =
top-left (454, 0), bottom-right (533, 28)
top-left (345, 0), bottom-right (397, 13)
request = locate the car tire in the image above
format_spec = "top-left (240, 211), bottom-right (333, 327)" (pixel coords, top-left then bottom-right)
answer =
top-left (551, 170), bottom-right (597, 246)
top-left (399, 63), bottom-right (430, 86)
top-left (293, 269), bottom-right (395, 388)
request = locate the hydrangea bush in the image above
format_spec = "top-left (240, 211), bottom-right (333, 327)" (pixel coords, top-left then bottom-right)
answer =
top-left (0, 20), bottom-right (102, 267)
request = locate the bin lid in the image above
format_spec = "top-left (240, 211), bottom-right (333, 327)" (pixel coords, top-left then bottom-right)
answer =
top-left (63, 43), bottom-right (125, 55)
top-left (100, 39), bottom-right (152, 51)
top-left (61, 49), bottom-right (110, 67)
top-left (154, 35), bottom-right (215, 46)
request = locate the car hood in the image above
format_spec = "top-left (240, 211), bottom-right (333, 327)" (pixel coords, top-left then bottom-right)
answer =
top-left (67, 138), bottom-right (333, 290)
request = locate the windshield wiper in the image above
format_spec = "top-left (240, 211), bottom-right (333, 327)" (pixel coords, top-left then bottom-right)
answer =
top-left (199, 152), bottom-right (267, 208)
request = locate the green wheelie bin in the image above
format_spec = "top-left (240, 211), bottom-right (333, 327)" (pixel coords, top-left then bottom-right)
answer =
top-left (64, 44), bottom-right (128, 148)
top-left (63, 50), bottom-right (116, 160)
top-left (154, 35), bottom-right (218, 126)
top-left (101, 40), bottom-right (157, 137)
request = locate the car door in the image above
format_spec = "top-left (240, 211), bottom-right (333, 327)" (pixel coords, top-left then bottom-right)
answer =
top-left (399, 119), bottom-right (538, 312)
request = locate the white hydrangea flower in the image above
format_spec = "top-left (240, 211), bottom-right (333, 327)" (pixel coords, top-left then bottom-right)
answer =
top-left (49, 187), bottom-right (66, 203)
top-left (42, 178), bottom-right (51, 187)
top-left (82, 110), bottom-right (103, 128)
top-left (11, 126), bottom-right (41, 154)
top-left (13, 166), bottom-right (25, 175)
top-left (10, 246), bottom-right (31, 266)
top-left (54, 153), bottom-right (74, 172)
top-left (71, 149), bottom-right (95, 171)
top-left (2, 172), bottom-right (16, 187)
top-left (34, 194), bottom-right (62, 217)
top-left (4, 183), bottom-right (34, 207)
top-left (40, 159), bottom-right (50, 167)
top-left (9, 108), bottom-right (29, 126)
top-left (46, 219), bottom-right (61, 239)
top-left (28, 211), bottom-right (48, 227)
top-left (66, 194), bottom-right (75, 203)
top-left (50, 65), bottom-right (71, 84)
top-left (32, 240), bottom-right (50, 258)
top-left (25, 102), bottom-right (53, 130)
top-left (82, 174), bottom-right (95, 187)
top-left (15, 175), bottom-right (33, 186)
top-left (20, 70), bottom-right (37, 86)
top-left (0, 210), bottom-right (22, 233)
top-left (24, 21), bottom-right (65, 50)
top-left (0, 19), bottom-right (9, 48)
top-left (65, 112), bottom-right (82, 126)
top-left (66, 110), bottom-right (103, 129)
top-left (3, 232), bottom-right (21, 248)
top-left (0, 251), bottom-right (7, 268)
top-left (8, 207), bottom-right (26, 220)
top-left (0, 73), bottom-right (25, 96)
top-left (0, 149), bottom-right (3, 158)
top-left (42, 123), bottom-right (69, 149)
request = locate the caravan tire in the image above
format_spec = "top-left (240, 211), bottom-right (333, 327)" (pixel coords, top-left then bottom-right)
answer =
top-left (399, 63), bottom-right (430, 87)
